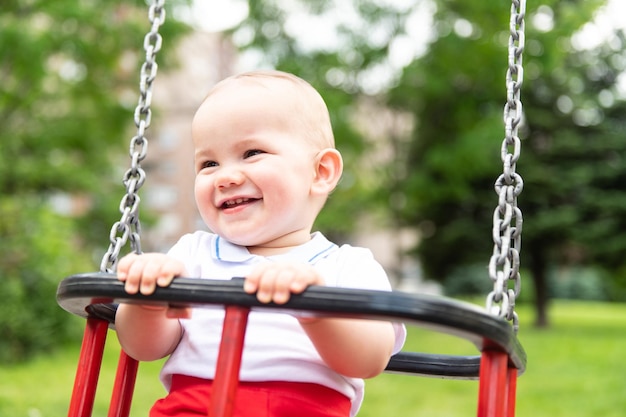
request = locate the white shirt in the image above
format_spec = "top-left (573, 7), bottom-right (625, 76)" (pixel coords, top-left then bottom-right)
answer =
top-left (160, 231), bottom-right (406, 416)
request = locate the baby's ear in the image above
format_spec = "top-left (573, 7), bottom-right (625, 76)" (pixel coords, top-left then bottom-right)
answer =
top-left (311, 148), bottom-right (343, 195)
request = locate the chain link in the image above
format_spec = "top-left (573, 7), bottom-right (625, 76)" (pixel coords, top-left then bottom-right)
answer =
top-left (487, 0), bottom-right (526, 333)
top-left (100, 0), bottom-right (166, 273)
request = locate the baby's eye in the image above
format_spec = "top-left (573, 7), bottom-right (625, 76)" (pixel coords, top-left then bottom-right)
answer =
top-left (200, 160), bottom-right (218, 169)
top-left (243, 149), bottom-right (265, 158)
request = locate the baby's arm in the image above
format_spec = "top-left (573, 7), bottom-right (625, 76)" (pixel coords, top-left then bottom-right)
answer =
top-left (300, 317), bottom-right (395, 379)
top-left (244, 262), bottom-right (396, 379)
top-left (115, 253), bottom-right (188, 361)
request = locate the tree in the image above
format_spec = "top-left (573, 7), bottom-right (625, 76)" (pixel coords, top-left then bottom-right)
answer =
top-left (0, 0), bottom-right (188, 361)
top-left (521, 27), bottom-right (626, 311)
top-left (390, 0), bottom-right (626, 327)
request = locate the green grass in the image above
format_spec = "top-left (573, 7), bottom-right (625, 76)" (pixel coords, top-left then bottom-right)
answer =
top-left (360, 301), bottom-right (626, 417)
top-left (0, 333), bottom-right (166, 417)
top-left (1, 300), bottom-right (625, 417)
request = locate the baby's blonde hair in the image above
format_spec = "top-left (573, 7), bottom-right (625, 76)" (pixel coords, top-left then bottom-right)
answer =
top-left (207, 70), bottom-right (335, 150)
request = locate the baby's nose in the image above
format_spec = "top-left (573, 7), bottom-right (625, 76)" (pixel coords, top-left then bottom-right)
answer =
top-left (215, 167), bottom-right (245, 188)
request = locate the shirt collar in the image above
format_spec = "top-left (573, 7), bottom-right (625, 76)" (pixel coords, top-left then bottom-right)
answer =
top-left (212, 232), bottom-right (337, 265)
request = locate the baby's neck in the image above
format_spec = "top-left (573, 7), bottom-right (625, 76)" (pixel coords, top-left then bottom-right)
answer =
top-left (246, 234), bottom-right (313, 257)
top-left (247, 246), bottom-right (294, 257)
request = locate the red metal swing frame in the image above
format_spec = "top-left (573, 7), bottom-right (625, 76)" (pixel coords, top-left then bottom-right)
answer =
top-left (58, 274), bottom-right (526, 417)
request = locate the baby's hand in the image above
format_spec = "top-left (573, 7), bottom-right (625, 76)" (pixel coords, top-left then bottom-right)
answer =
top-left (117, 252), bottom-right (186, 296)
top-left (244, 262), bottom-right (324, 304)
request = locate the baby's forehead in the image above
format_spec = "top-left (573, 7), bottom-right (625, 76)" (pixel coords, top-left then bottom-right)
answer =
top-left (197, 72), bottom-right (334, 149)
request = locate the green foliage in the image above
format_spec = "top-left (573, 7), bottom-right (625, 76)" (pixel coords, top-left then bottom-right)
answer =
top-left (0, 1), bottom-right (189, 362)
top-left (0, 0), bottom-right (189, 239)
top-left (602, 264), bottom-right (626, 302)
top-left (0, 197), bottom-right (92, 362)
top-left (445, 264), bottom-right (613, 303)
top-left (2, 1), bottom-right (142, 193)
top-left (390, 0), bottom-right (612, 277)
top-left (548, 266), bottom-right (609, 301)
top-left (442, 263), bottom-right (493, 297)
top-left (386, 1), bottom-right (626, 326)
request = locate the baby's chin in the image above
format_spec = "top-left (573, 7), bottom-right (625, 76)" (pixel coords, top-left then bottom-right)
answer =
top-left (236, 238), bottom-right (301, 257)
top-left (215, 230), bottom-right (259, 245)
top-left (219, 234), bottom-right (270, 251)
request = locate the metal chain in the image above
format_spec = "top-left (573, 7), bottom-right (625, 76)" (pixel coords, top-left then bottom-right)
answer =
top-left (486, 0), bottom-right (526, 333)
top-left (100, 0), bottom-right (166, 273)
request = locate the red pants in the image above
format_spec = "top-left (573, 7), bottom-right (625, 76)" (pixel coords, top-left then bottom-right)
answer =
top-left (150, 374), bottom-right (351, 417)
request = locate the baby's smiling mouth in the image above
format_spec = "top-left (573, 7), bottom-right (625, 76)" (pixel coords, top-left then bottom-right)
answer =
top-left (221, 197), bottom-right (258, 209)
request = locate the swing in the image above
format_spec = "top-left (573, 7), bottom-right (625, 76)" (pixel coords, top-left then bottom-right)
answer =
top-left (56, 1), bottom-right (527, 416)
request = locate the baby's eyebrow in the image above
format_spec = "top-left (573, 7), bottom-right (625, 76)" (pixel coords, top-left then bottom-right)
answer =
top-left (194, 147), bottom-right (215, 159)
top-left (235, 138), bottom-right (264, 148)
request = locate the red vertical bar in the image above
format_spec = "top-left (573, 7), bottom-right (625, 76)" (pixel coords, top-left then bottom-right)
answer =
top-left (505, 368), bottom-right (518, 417)
top-left (107, 350), bottom-right (140, 417)
top-left (68, 317), bottom-right (109, 417)
top-left (209, 306), bottom-right (251, 417)
top-left (477, 349), bottom-right (509, 417)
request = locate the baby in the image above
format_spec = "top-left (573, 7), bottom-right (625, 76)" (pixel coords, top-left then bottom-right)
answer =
top-left (115, 70), bottom-right (406, 417)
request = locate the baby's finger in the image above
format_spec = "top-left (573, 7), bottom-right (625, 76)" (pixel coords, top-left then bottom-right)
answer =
top-left (121, 256), bottom-right (153, 295)
top-left (289, 278), bottom-right (309, 294)
top-left (121, 256), bottom-right (147, 294)
top-left (244, 263), bottom-right (268, 294)
top-left (138, 261), bottom-right (163, 295)
top-left (255, 267), bottom-right (279, 304)
top-left (117, 253), bottom-right (139, 281)
top-left (272, 269), bottom-right (296, 304)
top-left (156, 259), bottom-right (184, 287)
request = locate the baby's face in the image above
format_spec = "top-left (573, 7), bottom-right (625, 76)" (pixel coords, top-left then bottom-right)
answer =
top-left (191, 79), bottom-right (323, 252)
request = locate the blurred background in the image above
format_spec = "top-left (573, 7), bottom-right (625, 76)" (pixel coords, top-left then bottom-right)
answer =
top-left (1, 0), bottom-right (625, 416)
